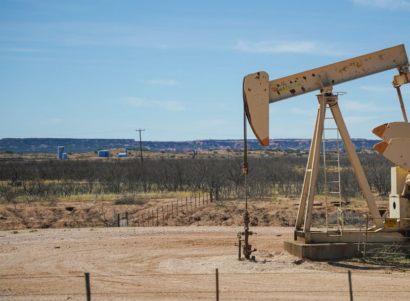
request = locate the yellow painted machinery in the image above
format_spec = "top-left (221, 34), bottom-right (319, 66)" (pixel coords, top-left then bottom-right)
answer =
top-left (243, 45), bottom-right (410, 260)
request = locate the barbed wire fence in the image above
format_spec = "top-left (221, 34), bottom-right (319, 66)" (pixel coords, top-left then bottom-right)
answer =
top-left (2, 269), bottom-right (410, 300)
top-left (115, 192), bottom-right (212, 227)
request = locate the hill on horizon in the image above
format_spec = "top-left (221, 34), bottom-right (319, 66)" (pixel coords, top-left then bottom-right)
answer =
top-left (0, 138), bottom-right (380, 154)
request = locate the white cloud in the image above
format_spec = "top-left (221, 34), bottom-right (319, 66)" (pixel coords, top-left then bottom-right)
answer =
top-left (0, 47), bottom-right (49, 53)
top-left (351, 0), bottom-right (410, 10)
top-left (291, 107), bottom-right (317, 115)
top-left (359, 85), bottom-right (393, 92)
top-left (141, 79), bottom-right (179, 86)
top-left (344, 116), bottom-right (377, 123)
top-left (123, 97), bottom-right (185, 112)
top-left (1, 22), bottom-right (173, 49)
top-left (155, 100), bottom-right (185, 112)
top-left (124, 97), bottom-right (145, 107)
top-left (41, 118), bottom-right (63, 125)
top-left (197, 119), bottom-right (228, 127)
top-left (234, 40), bottom-right (346, 56)
top-left (360, 85), bottom-right (410, 95)
top-left (341, 101), bottom-right (396, 112)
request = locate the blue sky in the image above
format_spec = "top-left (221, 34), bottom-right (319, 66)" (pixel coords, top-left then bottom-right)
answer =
top-left (1, 0), bottom-right (409, 141)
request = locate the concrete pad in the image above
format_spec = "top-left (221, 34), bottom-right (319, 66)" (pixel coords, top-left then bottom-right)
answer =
top-left (284, 240), bottom-right (361, 261)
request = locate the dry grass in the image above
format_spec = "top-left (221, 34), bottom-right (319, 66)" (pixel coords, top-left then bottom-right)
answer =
top-left (0, 194), bottom-right (384, 231)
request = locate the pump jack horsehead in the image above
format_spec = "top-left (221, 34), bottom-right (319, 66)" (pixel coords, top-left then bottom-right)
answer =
top-left (243, 45), bottom-right (410, 260)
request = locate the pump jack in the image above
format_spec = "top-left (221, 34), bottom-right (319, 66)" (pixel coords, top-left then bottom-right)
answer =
top-left (243, 45), bottom-right (410, 260)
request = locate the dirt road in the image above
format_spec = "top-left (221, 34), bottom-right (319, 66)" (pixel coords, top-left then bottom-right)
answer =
top-left (1, 226), bottom-right (409, 300)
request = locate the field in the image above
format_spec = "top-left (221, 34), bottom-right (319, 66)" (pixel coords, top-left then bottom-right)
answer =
top-left (1, 226), bottom-right (410, 301)
top-left (0, 150), bottom-right (405, 300)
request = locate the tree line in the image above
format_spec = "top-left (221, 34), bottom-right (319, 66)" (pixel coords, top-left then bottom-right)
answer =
top-left (0, 152), bottom-right (392, 206)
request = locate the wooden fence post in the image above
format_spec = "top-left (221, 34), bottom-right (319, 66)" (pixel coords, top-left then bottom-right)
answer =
top-left (348, 270), bottom-right (353, 301)
top-left (186, 197), bottom-right (188, 212)
top-left (156, 208), bottom-right (159, 226)
top-left (172, 202), bottom-right (174, 217)
top-left (117, 213), bottom-right (120, 227)
top-left (216, 268), bottom-right (219, 301)
top-left (85, 272), bottom-right (91, 301)
top-left (162, 206), bottom-right (164, 225)
top-left (177, 200), bottom-right (179, 216)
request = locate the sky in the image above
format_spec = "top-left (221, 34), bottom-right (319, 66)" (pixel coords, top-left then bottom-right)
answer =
top-left (1, 0), bottom-right (410, 142)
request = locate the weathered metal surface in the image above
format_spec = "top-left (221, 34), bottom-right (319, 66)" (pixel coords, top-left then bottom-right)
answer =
top-left (268, 44), bottom-right (408, 103)
top-left (372, 122), bottom-right (410, 140)
top-left (373, 122), bottom-right (410, 171)
top-left (243, 71), bottom-right (269, 146)
top-left (243, 45), bottom-right (409, 145)
top-left (393, 70), bottom-right (410, 87)
top-left (374, 139), bottom-right (410, 171)
top-left (395, 86), bottom-right (409, 122)
top-left (299, 230), bottom-right (407, 244)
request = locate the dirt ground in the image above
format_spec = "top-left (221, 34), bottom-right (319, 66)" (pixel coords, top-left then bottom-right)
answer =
top-left (1, 226), bottom-right (409, 301)
top-left (1, 194), bottom-right (387, 231)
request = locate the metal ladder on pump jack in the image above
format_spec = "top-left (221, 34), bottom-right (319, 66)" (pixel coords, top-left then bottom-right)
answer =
top-left (322, 94), bottom-right (344, 236)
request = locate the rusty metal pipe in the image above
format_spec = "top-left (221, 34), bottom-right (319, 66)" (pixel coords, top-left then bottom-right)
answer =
top-left (396, 86), bottom-right (408, 123)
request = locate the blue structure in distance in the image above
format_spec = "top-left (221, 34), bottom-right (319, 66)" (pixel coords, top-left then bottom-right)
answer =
top-left (98, 150), bottom-right (110, 157)
top-left (62, 153), bottom-right (68, 160)
top-left (118, 148), bottom-right (128, 157)
top-left (57, 146), bottom-right (64, 160)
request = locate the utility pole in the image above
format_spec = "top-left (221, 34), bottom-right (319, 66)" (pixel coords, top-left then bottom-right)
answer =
top-left (136, 129), bottom-right (145, 167)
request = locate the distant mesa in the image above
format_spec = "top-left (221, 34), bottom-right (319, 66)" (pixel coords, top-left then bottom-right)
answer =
top-left (0, 138), bottom-right (381, 154)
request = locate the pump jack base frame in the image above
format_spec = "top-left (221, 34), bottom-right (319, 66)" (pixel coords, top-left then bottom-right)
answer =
top-left (284, 92), bottom-right (410, 260)
top-left (284, 230), bottom-right (410, 261)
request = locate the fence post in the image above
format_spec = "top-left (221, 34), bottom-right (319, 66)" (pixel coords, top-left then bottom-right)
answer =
top-left (172, 202), bottom-right (174, 218)
top-left (166, 204), bottom-right (169, 219)
top-left (152, 209), bottom-right (154, 226)
top-left (177, 200), bottom-right (179, 216)
top-left (215, 268), bottom-right (219, 301)
top-left (117, 213), bottom-right (120, 227)
top-left (162, 206), bottom-right (164, 224)
top-left (85, 272), bottom-right (91, 301)
top-left (186, 197), bottom-right (188, 212)
top-left (348, 270), bottom-right (353, 301)
top-left (156, 208), bottom-right (159, 226)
